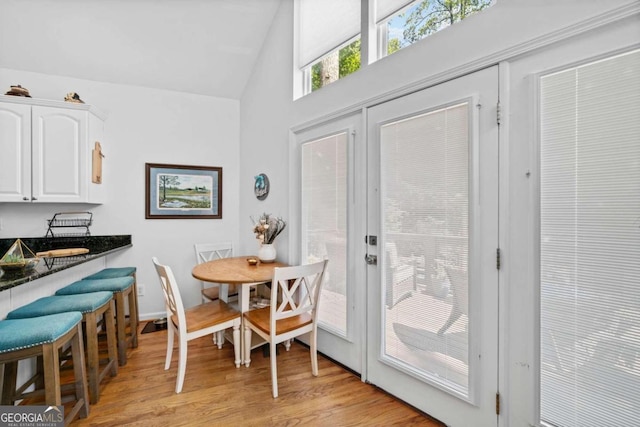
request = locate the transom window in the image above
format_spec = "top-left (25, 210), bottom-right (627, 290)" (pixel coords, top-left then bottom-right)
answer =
top-left (296, 0), bottom-right (495, 97)
top-left (378, 0), bottom-right (493, 58)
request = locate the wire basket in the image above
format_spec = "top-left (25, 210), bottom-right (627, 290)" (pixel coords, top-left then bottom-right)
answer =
top-left (46, 211), bottom-right (93, 238)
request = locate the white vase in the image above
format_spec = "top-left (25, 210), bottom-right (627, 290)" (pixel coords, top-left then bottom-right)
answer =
top-left (258, 243), bottom-right (276, 263)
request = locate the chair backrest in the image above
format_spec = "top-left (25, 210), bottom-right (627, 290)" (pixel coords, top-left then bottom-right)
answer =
top-left (269, 259), bottom-right (328, 334)
top-left (444, 265), bottom-right (469, 315)
top-left (194, 242), bottom-right (233, 264)
top-left (385, 242), bottom-right (399, 268)
top-left (152, 257), bottom-right (186, 331)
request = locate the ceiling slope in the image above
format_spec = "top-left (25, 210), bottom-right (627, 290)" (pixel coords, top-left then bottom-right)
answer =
top-left (0, 0), bottom-right (282, 99)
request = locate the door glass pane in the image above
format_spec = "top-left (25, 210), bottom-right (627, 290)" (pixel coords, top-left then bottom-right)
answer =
top-left (540, 49), bottom-right (640, 427)
top-left (380, 102), bottom-right (470, 396)
top-left (302, 132), bottom-right (348, 334)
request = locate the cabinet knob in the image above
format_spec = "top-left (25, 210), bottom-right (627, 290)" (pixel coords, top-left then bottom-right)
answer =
top-left (31, 197), bottom-right (37, 201)
top-left (22, 197), bottom-right (29, 201)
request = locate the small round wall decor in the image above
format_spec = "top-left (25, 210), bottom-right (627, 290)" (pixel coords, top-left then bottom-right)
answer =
top-left (254, 173), bottom-right (270, 200)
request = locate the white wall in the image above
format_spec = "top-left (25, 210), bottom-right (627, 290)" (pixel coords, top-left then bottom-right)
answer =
top-left (239, 0), bottom-right (638, 256)
top-left (0, 69), bottom-right (240, 319)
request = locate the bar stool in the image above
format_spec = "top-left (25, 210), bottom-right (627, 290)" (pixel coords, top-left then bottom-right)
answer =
top-left (6, 292), bottom-right (118, 404)
top-left (83, 267), bottom-right (139, 328)
top-left (0, 312), bottom-right (90, 425)
top-left (56, 277), bottom-right (138, 366)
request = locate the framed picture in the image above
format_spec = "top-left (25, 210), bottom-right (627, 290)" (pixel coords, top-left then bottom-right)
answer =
top-left (145, 163), bottom-right (222, 219)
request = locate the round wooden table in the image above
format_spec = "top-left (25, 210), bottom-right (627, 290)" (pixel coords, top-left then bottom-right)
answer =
top-left (192, 256), bottom-right (288, 364)
top-left (192, 256), bottom-right (287, 293)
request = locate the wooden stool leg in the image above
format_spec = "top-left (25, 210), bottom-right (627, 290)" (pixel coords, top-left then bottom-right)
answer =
top-left (128, 288), bottom-right (139, 348)
top-left (132, 272), bottom-right (140, 327)
top-left (42, 341), bottom-right (62, 406)
top-left (1, 361), bottom-right (18, 404)
top-left (105, 300), bottom-right (119, 377)
top-left (115, 292), bottom-right (127, 366)
top-left (68, 324), bottom-right (90, 421)
top-left (85, 311), bottom-right (100, 404)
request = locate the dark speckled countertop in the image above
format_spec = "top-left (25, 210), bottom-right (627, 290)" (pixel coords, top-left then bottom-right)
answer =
top-left (0, 235), bottom-right (132, 292)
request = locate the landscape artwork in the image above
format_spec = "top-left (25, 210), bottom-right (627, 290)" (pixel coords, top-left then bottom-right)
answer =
top-left (145, 163), bottom-right (222, 219)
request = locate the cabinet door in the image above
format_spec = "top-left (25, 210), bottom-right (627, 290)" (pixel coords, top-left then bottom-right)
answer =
top-left (31, 106), bottom-right (87, 203)
top-left (0, 103), bottom-right (31, 202)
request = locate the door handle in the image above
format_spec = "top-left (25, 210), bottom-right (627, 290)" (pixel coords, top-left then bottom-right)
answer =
top-left (365, 254), bottom-right (377, 265)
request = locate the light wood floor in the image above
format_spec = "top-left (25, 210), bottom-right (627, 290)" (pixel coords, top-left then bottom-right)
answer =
top-left (71, 323), bottom-right (445, 426)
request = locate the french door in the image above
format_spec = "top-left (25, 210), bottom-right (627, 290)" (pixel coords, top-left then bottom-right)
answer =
top-left (365, 66), bottom-right (500, 426)
top-left (296, 113), bottom-right (365, 372)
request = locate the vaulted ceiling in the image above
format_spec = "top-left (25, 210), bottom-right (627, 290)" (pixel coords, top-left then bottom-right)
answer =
top-left (0, 0), bottom-right (282, 99)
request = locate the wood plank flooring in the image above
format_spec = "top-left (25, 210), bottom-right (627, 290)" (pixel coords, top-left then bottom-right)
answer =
top-left (71, 323), bottom-right (445, 426)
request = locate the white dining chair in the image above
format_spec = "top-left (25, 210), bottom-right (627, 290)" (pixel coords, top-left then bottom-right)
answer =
top-left (194, 242), bottom-right (236, 303)
top-left (152, 257), bottom-right (241, 393)
top-left (243, 259), bottom-right (328, 398)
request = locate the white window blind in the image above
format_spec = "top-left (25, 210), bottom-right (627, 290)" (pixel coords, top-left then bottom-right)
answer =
top-left (381, 102), bottom-right (470, 395)
top-left (540, 49), bottom-right (640, 427)
top-left (297, 0), bottom-right (360, 68)
top-left (376, 0), bottom-right (415, 22)
top-left (301, 132), bottom-right (348, 334)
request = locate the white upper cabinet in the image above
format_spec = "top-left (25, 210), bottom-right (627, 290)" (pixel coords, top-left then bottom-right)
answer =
top-left (0, 96), bottom-right (106, 203)
top-left (0, 102), bottom-right (31, 201)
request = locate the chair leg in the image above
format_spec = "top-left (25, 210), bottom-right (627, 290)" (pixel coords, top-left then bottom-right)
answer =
top-left (165, 326), bottom-right (174, 370)
top-left (216, 330), bottom-right (224, 350)
top-left (310, 331), bottom-right (319, 376)
top-left (176, 337), bottom-right (188, 393)
top-left (270, 341), bottom-right (278, 398)
top-left (232, 323), bottom-right (241, 368)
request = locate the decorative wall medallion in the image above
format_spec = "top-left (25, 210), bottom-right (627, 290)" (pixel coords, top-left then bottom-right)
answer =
top-left (254, 173), bottom-right (270, 200)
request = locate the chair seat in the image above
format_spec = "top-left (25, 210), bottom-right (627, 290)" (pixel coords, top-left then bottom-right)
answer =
top-left (6, 292), bottom-right (113, 319)
top-left (0, 312), bottom-right (90, 423)
top-left (56, 277), bottom-right (134, 295)
top-left (0, 312), bottom-right (83, 353)
top-left (243, 307), bottom-right (312, 335)
top-left (173, 300), bottom-right (240, 334)
top-left (83, 267), bottom-right (136, 280)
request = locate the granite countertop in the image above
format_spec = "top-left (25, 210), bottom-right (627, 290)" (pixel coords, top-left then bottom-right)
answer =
top-left (0, 235), bottom-right (132, 292)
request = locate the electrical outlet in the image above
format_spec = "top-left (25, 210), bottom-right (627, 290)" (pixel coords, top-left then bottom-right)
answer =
top-left (137, 284), bottom-right (145, 297)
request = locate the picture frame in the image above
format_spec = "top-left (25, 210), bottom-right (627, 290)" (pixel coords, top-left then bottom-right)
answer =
top-left (145, 163), bottom-right (222, 219)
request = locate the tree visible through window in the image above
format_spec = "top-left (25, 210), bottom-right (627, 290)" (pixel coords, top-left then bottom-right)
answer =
top-left (385, 0), bottom-right (492, 55)
top-left (311, 38), bottom-right (361, 92)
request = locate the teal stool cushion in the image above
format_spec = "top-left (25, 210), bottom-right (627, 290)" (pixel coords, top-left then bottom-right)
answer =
top-left (83, 267), bottom-right (136, 280)
top-left (6, 292), bottom-right (113, 319)
top-left (56, 277), bottom-right (134, 295)
top-left (0, 312), bottom-right (83, 353)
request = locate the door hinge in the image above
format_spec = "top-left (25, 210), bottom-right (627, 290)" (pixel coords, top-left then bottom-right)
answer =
top-left (496, 101), bottom-right (501, 126)
top-left (496, 248), bottom-right (501, 270)
top-left (496, 392), bottom-right (501, 415)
